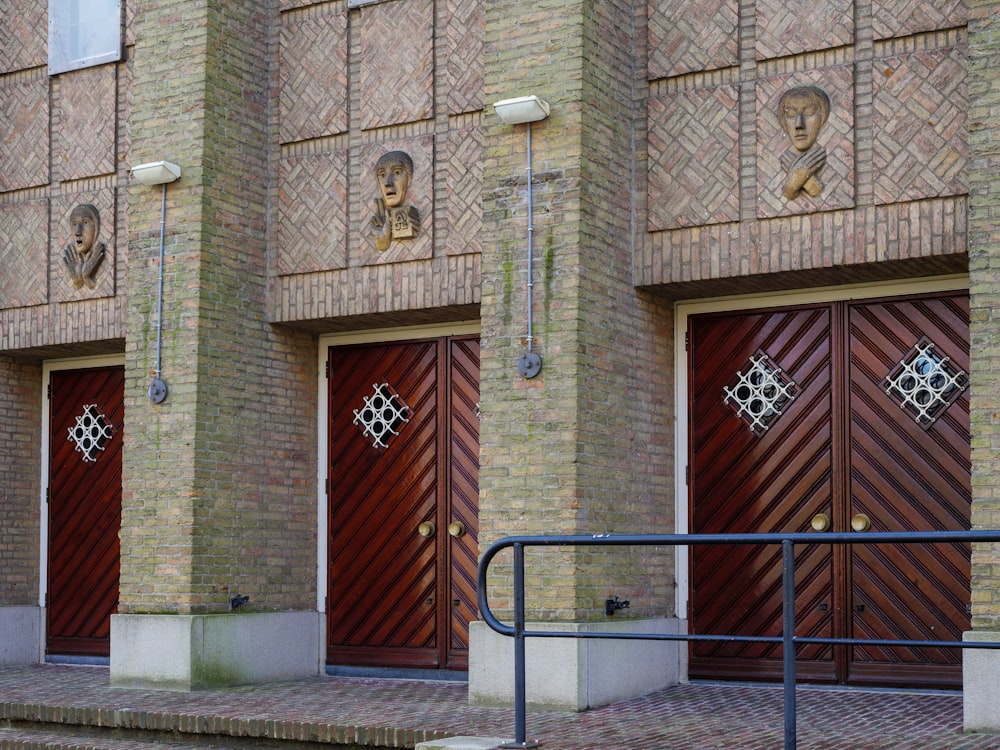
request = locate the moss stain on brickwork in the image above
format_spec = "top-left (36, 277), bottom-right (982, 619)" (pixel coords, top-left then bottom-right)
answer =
top-left (501, 257), bottom-right (514, 327)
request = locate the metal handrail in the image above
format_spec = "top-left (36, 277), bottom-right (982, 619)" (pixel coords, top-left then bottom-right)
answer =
top-left (476, 530), bottom-right (1000, 750)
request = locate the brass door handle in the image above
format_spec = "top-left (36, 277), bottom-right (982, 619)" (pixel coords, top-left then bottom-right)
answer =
top-left (417, 521), bottom-right (435, 537)
top-left (810, 513), bottom-right (831, 532)
top-left (448, 521), bottom-right (466, 538)
top-left (850, 513), bottom-right (871, 532)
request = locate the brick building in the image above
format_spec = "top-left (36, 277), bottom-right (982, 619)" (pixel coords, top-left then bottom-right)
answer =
top-left (1, 0), bottom-right (998, 729)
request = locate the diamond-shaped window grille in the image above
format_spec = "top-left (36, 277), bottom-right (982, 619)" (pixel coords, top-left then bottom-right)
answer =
top-left (722, 351), bottom-right (800, 437)
top-left (67, 404), bottom-right (114, 462)
top-left (883, 338), bottom-right (968, 429)
top-left (353, 383), bottom-right (412, 449)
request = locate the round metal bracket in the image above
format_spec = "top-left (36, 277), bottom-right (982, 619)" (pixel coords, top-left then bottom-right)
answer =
top-left (148, 378), bottom-right (168, 404)
top-left (517, 351), bottom-right (542, 379)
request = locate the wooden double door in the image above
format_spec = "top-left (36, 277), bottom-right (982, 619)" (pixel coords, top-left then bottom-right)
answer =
top-left (47, 365), bottom-right (123, 658)
top-left (326, 336), bottom-right (479, 670)
top-left (688, 293), bottom-right (970, 688)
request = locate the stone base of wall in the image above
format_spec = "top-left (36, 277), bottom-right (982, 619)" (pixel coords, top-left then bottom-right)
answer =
top-left (0, 606), bottom-right (42, 665)
top-left (964, 630), bottom-right (1000, 731)
top-left (468, 618), bottom-right (686, 712)
top-left (110, 612), bottom-right (321, 690)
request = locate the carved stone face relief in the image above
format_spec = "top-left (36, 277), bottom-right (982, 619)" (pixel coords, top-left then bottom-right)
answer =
top-left (62, 203), bottom-right (106, 289)
top-left (369, 150), bottom-right (420, 252)
top-left (777, 86), bottom-right (831, 201)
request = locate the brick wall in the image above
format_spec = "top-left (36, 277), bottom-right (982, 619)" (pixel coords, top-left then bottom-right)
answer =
top-left (479, 0), bottom-right (674, 620)
top-left (0, 0), bottom-right (126, 618)
top-left (968, 0), bottom-right (1000, 630)
top-left (0, 0), bottom-right (130, 351)
top-left (638, 0), bottom-right (970, 294)
top-left (1, 0), bottom-right (986, 632)
top-left (269, 0), bottom-right (483, 329)
top-left (0, 356), bottom-right (42, 607)
top-left (120, 0), bottom-right (317, 614)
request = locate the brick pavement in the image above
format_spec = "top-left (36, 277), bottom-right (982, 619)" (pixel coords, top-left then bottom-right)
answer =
top-left (1, 664), bottom-right (1000, 749)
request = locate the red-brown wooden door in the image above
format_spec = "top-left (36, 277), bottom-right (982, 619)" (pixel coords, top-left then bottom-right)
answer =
top-left (327, 336), bottom-right (479, 670)
top-left (688, 293), bottom-right (969, 688)
top-left (47, 365), bottom-right (124, 657)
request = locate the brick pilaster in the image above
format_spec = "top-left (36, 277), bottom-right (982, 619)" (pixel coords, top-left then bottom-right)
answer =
top-left (968, 0), bottom-right (1000, 629)
top-left (0, 356), bottom-right (42, 607)
top-left (480, 0), bottom-right (674, 620)
top-left (121, 0), bottom-right (316, 615)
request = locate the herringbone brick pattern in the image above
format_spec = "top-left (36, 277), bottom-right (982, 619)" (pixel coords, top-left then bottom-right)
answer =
top-left (647, 85), bottom-right (740, 230)
top-left (277, 150), bottom-right (350, 275)
top-left (873, 42), bottom-right (968, 205)
top-left (0, 76), bottom-right (50, 192)
top-left (755, 0), bottom-right (853, 61)
top-left (446, 125), bottom-right (485, 256)
top-left (279, 9), bottom-right (349, 144)
top-left (0, 200), bottom-right (48, 309)
top-left (357, 0), bottom-right (434, 130)
top-left (873, 0), bottom-right (966, 41)
top-left (1, 665), bottom-right (999, 750)
top-left (648, 0), bottom-right (738, 79)
top-left (0, 0), bottom-right (46, 73)
top-left (446, 0), bottom-right (484, 115)
top-left (53, 66), bottom-right (117, 182)
top-left (756, 67), bottom-right (856, 218)
top-left (124, 1), bottom-right (135, 47)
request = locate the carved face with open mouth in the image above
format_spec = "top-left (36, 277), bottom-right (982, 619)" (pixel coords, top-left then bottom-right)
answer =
top-left (70, 204), bottom-right (100, 255)
top-left (375, 151), bottom-right (413, 209)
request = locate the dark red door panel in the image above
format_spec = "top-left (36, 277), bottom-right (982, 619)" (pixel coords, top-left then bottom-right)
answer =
top-left (47, 365), bottom-right (124, 657)
top-left (328, 341), bottom-right (440, 667)
top-left (447, 337), bottom-right (480, 668)
top-left (689, 306), bottom-right (835, 682)
top-left (846, 295), bottom-right (970, 688)
top-left (327, 336), bottom-right (480, 670)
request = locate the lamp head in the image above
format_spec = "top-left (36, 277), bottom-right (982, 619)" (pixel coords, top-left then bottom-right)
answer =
top-left (494, 95), bottom-right (550, 125)
top-left (131, 161), bottom-right (181, 186)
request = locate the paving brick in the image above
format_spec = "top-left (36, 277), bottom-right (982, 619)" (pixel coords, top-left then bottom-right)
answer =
top-left (1, 665), bottom-right (999, 749)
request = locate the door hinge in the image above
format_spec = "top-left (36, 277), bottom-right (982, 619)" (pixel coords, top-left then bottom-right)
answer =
top-left (45, 487), bottom-right (49, 504)
top-left (685, 332), bottom-right (690, 352)
top-left (325, 361), bottom-right (330, 379)
top-left (685, 465), bottom-right (690, 485)
top-left (47, 383), bottom-right (51, 400)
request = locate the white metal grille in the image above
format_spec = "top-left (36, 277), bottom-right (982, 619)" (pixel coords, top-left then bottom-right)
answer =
top-left (67, 403), bottom-right (114, 462)
top-left (723, 352), bottom-right (800, 437)
top-left (353, 383), bottom-right (412, 449)
top-left (883, 338), bottom-right (968, 429)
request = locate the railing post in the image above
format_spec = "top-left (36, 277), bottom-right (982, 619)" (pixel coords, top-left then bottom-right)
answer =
top-left (499, 541), bottom-right (540, 749)
top-left (782, 538), bottom-right (797, 750)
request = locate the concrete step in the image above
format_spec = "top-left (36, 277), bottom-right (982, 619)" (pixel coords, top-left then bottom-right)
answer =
top-left (414, 739), bottom-right (506, 750)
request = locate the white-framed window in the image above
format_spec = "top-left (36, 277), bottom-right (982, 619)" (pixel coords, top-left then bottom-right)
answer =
top-left (48, 0), bottom-right (122, 75)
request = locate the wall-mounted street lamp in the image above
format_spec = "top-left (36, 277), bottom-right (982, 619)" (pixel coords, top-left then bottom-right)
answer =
top-left (494, 95), bottom-right (550, 126)
top-left (493, 96), bottom-right (550, 379)
top-left (131, 160), bottom-right (181, 404)
top-left (131, 160), bottom-right (181, 186)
